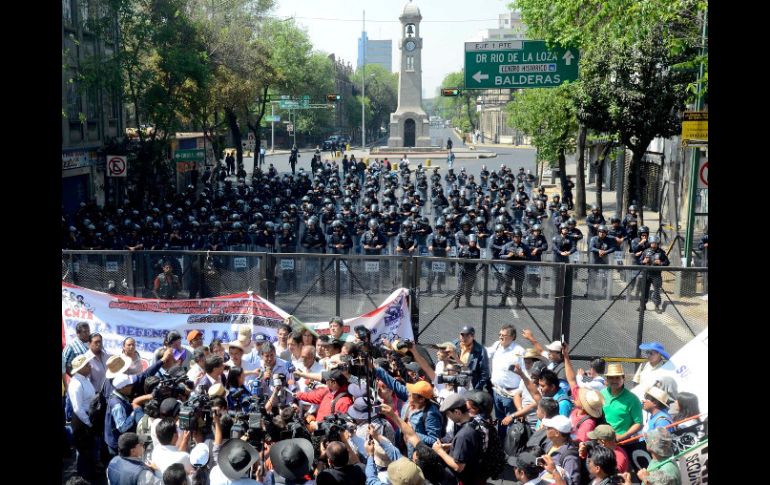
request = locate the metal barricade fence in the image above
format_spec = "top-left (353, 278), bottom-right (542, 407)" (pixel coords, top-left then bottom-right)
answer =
top-left (62, 250), bottom-right (707, 359)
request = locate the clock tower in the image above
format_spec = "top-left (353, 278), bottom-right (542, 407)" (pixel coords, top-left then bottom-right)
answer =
top-left (387, 2), bottom-right (431, 148)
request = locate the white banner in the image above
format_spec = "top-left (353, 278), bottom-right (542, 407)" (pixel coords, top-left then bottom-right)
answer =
top-left (62, 283), bottom-right (414, 362)
top-left (632, 328), bottom-right (708, 414)
top-left (304, 288), bottom-right (414, 345)
top-left (677, 439), bottom-right (708, 485)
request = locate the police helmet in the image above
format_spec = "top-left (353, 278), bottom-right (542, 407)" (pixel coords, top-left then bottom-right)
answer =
top-left (460, 216), bottom-right (471, 227)
top-left (282, 223), bottom-right (292, 231)
top-left (307, 216), bottom-right (319, 226)
top-left (567, 218), bottom-right (577, 226)
top-left (591, 204), bottom-right (599, 211)
top-left (628, 205), bottom-right (638, 212)
top-left (475, 217), bottom-right (485, 225)
top-left (609, 216), bottom-right (621, 224)
top-left (559, 223), bottom-right (569, 231)
top-left (640, 226), bottom-right (650, 234)
top-left (597, 225), bottom-right (608, 233)
top-left (495, 224), bottom-right (505, 232)
top-left (648, 235), bottom-right (659, 244)
top-left (559, 204), bottom-right (569, 212)
top-left (532, 224), bottom-right (542, 232)
top-left (368, 219), bottom-right (379, 230)
top-left (512, 229), bottom-right (523, 237)
top-left (402, 220), bottom-right (413, 230)
top-left (232, 222), bottom-right (243, 230)
top-left (436, 217), bottom-right (446, 227)
top-left (213, 221), bottom-right (223, 229)
top-left (332, 220), bottom-right (343, 229)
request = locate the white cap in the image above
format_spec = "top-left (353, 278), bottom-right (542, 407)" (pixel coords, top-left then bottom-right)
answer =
top-left (112, 373), bottom-right (134, 390)
top-left (545, 341), bottom-right (563, 352)
top-left (190, 442), bottom-right (210, 467)
top-left (542, 415), bottom-right (572, 434)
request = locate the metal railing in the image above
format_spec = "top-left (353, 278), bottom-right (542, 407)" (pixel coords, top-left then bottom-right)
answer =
top-left (62, 250), bottom-right (708, 362)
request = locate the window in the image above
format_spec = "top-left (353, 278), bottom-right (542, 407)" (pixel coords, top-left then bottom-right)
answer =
top-left (406, 56), bottom-right (414, 72)
top-left (79, 0), bottom-right (90, 28)
top-left (66, 76), bottom-right (81, 120)
top-left (63, 0), bottom-right (73, 26)
top-left (87, 89), bottom-right (99, 119)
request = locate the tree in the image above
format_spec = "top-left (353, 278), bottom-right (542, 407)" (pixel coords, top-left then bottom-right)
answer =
top-left (435, 71), bottom-right (478, 135)
top-left (505, 85), bottom-right (578, 194)
top-left (578, 28), bottom-right (693, 224)
top-left (351, 64), bottom-right (398, 144)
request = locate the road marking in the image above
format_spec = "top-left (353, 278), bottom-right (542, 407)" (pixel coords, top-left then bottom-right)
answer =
top-left (502, 296), bottom-right (520, 318)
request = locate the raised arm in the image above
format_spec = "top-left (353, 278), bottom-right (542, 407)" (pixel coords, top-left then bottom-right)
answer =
top-left (521, 328), bottom-right (544, 355)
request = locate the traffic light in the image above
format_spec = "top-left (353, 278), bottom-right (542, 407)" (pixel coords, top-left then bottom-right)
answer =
top-left (326, 94), bottom-right (342, 102)
top-left (441, 88), bottom-right (461, 97)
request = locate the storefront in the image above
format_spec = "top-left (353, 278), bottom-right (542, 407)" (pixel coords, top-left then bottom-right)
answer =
top-left (62, 146), bottom-right (103, 214)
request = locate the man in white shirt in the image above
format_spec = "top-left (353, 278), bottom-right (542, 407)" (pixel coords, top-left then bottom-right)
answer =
top-left (68, 353), bottom-right (97, 480)
top-left (151, 417), bottom-right (193, 474)
top-left (187, 347), bottom-right (209, 383)
top-left (273, 323), bottom-right (293, 359)
top-left (295, 345), bottom-right (323, 393)
top-left (84, 332), bottom-right (111, 391)
top-left (486, 324), bottom-right (525, 424)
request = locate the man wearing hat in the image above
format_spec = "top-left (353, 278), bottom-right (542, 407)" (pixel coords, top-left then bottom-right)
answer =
top-left (562, 343), bottom-right (604, 442)
top-left (453, 325), bottom-right (490, 391)
top-left (187, 330), bottom-right (205, 351)
top-left (584, 425), bottom-right (629, 473)
top-left (431, 341), bottom-right (460, 395)
top-left (509, 452), bottom-right (548, 485)
top-left (294, 368), bottom-right (353, 422)
top-left (433, 393), bottom-right (484, 485)
top-left (642, 387), bottom-right (673, 432)
top-left (209, 438), bottom-right (260, 484)
top-left (107, 432), bottom-right (163, 485)
top-left (374, 364), bottom-right (443, 457)
top-left (637, 428), bottom-right (680, 485)
top-left (267, 438), bottom-right (315, 484)
top-left (600, 363), bottom-right (643, 442)
top-left (68, 353), bottom-right (98, 480)
top-left (633, 342), bottom-right (670, 387)
top-left (540, 415), bottom-right (581, 485)
top-left (105, 372), bottom-right (150, 457)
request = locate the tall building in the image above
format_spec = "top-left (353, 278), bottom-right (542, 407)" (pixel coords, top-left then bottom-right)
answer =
top-left (62, 0), bottom-right (125, 213)
top-left (357, 31), bottom-right (393, 72)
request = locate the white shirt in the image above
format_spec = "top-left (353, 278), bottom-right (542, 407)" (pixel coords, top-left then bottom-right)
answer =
top-left (296, 360), bottom-right (324, 392)
top-left (68, 373), bottom-right (96, 426)
top-left (209, 465), bottom-right (260, 485)
top-left (273, 341), bottom-right (289, 356)
top-left (240, 351), bottom-right (262, 385)
top-left (578, 375), bottom-right (607, 392)
top-left (487, 341), bottom-right (526, 390)
top-left (187, 363), bottom-right (204, 383)
top-left (151, 444), bottom-right (191, 474)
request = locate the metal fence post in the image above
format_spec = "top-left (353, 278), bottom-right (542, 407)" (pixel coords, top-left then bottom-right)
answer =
top-left (636, 268), bottom-right (648, 358)
top-left (481, 263), bottom-right (489, 346)
top-left (561, 265), bottom-right (574, 343)
top-left (411, 257), bottom-right (420, 342)
top-left (126, 252), bottom-right (136, 297)
top-left (552, 264), bottom-right (566, 341)
top-left (265, 254), bottom-right (275, 301)
top-left (335, 257), bottom-right (341, 316)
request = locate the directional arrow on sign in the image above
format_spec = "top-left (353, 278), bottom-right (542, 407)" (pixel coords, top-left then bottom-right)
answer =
top-left (562, 51), bottom-right (575, 65)
top-left (472, 71), bottom-right (490, 83)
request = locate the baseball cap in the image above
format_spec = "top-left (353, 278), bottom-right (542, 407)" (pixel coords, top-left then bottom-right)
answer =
top-left (406, 381), bottom-right (434, 400)
top-left (459, 326), bottom-right (475, 335)
top-left (587, 424), bottom-right (617, 441)
top-left (639, 342), bottom-right (670, 360)
top-left (190, 442), bottom-right (210, 467)
top-left (435, 341), bottom-right (455, 351)
top-left (160, 398), bottom-right (181, 417)
top-left (439, 392), bottom-right (466, 413)
top-left (321, 368), bottom-right (346, 384)
top-left (508, 451), bottom-right (542, 470)
top-left (542, 415), bottom-right (572, 434)
top-left (112, 373), bottom-right (134, 390)
top-left (187, 330), bottom-right (202, 342)
top-left (404, 362), bottom-right (422, 373)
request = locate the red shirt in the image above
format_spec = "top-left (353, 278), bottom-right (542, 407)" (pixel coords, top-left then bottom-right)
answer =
top-left (295, 385), bottom-right (353, 422)
top-left (569, 384), bottom-right (598, 442)
top-left (612, 445), bottom-right (629, 473)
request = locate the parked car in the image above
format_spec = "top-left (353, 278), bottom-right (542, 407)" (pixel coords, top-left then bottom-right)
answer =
top-left (322, 134), bottom-right (351, 151)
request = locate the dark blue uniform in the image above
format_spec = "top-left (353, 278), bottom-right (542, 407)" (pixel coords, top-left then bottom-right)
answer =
top-left (500, 240), bottom-right (529, 307)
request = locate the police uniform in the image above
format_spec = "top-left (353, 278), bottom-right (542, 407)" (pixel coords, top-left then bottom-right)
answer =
top-left (524, 231), bottom-right (548, 294)
top-left (500, 238), bottom-right (529, 307)
top-left (426, 229), bottom-right (450, 294)
top-left (639, 244), bottom-right (670, 312)
top-left (586, 212), bottom-right (606, 240)
top-left (490, 230), bottom-right (511, 293)
top-left (588, 233), bottom-right (617, 297)
top-left (454, 242), bottom-right (481, 308)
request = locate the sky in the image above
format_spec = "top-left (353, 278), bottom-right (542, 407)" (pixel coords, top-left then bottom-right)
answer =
top-left (272, 0), bottom-right (515, 99)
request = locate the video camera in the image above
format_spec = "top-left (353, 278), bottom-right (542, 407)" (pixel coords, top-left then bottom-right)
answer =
top-left (152, 370), bottom-right (190, 401)
top-left (227, 395), bottom-right (267, 447)
top-left (313, 413), bottom-right (356, 443)
top-left (178, 393), bottom-right (212, 434)
top-left (436, 371), bottom-right (472, 388)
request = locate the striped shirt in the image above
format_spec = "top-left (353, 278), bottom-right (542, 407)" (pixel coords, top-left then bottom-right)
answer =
top-left (62, 339), bottom-right (89, 374)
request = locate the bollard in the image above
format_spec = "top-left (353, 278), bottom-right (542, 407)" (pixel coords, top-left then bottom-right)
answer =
top-left (426, 159), bottom-right (431, 167)
top-left (393, 162), bottom-right (399, 171)
top-left (346, 143), bottom-right (350, 152)
top-left (364, 158), bottom-right (369, 168)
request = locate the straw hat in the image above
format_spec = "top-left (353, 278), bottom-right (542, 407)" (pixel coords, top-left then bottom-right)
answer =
top-left (578, 388), bottom-right (604, 418)
top-left (523, 348), bottom-right (545, 360)
top-left (604, 363), bottom-right (625, 377)
top-left (70, 354), bottom-right (94, 375)
top-left (106, 354), bottom-right (131, 378)
top-left (236, 325), bottom-right (253, 352)
top-left (644, 386), bottom-right (670, 408)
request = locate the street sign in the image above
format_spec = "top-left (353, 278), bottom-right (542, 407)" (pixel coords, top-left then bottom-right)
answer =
top-left (264, 115), bottom-right (281, 123)
top-left (173, 148), bottom-right (205, 162)
top-left (279, 95), bottom-right (310, 109)
top-left (698, 158), bottom-right (708, 189)
top-left (287, 123), bottom-right (294, 133)
top-left (682, 111), bottom-right (708, 142)
top-left (464, 40), bottom-right (579, 89)
top-left (107, 155), bottom-right (127, 177)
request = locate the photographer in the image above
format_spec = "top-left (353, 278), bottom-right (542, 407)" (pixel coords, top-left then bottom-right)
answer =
top-left (294, 368), bottom-right (353, 423)
top-left (509, 452), bottom-right (547, 485)
top-left (432, 394), bottom-right (484, 485)
top-left (352, 325), bottom-right (383, 359)
top-left (452, 326), bottom-right (490, 391)
top-left (316, 440), bottom-right (366, 485)
top-left (505, 356), bottom-right (546, 431)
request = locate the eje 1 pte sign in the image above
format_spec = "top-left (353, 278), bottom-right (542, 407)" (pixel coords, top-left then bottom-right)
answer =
top-left (464, 40), bottom-right (579, 89)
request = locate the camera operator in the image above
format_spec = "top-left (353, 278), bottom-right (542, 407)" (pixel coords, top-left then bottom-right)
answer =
top-left (352, 325), bottom-right (383, 359)
top-left (452, 326), bottom-right (490, 391)
top-left (346, 397), bottom-right (397, 451)
top-left (295, 368), bottom-right (353, 424)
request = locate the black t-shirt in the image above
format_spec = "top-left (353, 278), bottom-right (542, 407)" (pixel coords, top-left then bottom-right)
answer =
top-left (316, 463), bottom-right (366, 485)
top-left (451, 420), bottom-right (483, 485)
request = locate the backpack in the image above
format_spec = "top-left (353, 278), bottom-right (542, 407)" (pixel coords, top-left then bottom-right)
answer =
top-left (87, 385), bottom-right (108, 434)
top-left (470, 418), bottom-right (506, 480)
top-left (420, 402), bottom-right (447, 439)
top-left (504, 420), bottom-right (532, 456)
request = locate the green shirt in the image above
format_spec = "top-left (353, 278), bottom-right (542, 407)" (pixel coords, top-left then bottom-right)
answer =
top-left (601, 386), bottom-right (643, 435)
top-left (649, 458), bottom-right (681, 485)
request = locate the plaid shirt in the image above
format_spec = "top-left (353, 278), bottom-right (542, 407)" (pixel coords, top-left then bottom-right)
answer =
top-left (62, 339), bottom-right (89, 374)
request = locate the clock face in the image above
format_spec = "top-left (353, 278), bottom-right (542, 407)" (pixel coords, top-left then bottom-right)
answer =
top-left (405, 40), bottom-right (416, 52)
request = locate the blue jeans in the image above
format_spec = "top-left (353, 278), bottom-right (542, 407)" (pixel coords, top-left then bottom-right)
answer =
top-left (493, 390), bottom-right (517, 439)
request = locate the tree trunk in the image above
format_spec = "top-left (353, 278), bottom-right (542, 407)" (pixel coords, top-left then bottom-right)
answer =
top-left (558, 147), bottom-right (568, 195)
top-left (575, 124), bottom-right (587, 218)
top-left (225, 107), bottom-right (242, 166)
top-left (593, 142), bottom-right (613, 212)
top-left (628, 148), bottom-right (644, 225)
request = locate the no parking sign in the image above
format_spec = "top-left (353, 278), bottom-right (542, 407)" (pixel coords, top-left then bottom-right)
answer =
top-left (107, 155), bottom-right (127, 177)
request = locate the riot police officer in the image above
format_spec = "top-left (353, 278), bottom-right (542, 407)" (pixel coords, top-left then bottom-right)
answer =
top-left (588, 225), bottom-right (617, 298)
top-left (628, 225), bottom-right (651, 295)
top-left (566, 218), bottom-right (584, 247)
top-left (454, 233), bottom-right (481, 308)
top-left (327, 220), bottom-right (352, 255)
top-left (639, 236), bottom-right (670, 313)
top-left (455, 216), bottom-right (474, 248)
top-left (490, 223), bottom-right (511, 293)
top-left (395, 220), bottom-right (418, 255)
top-left (586, 205), bottom-right (606, 240)
top-left (525, 224), bottom-right (548, 294)
top-left (300, 216), bottom-right (327, 292)
top-left (500, 229), bottom-right (528, 308)
top-left (607, 216), bottom-right (627, 251)
top-left (551, 223), bottom-right (576, 263)
top-left (426, 218), bottom-right (450, 294)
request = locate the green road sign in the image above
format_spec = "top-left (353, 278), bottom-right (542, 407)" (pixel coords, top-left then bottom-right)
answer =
top-left (264, 115), bottom-right (281, 122)
top-left (279, 95), bottom-right (310, 109)
top-left (173, 148), bottom-right (205, 161)
top-left (464, 40), bottom-right (579, 89)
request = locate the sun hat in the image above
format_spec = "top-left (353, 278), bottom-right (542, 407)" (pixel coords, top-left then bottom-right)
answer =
top-left (112, 373), bottom-right (134, 390)
top-left (644, 386), bottom-right (670, 408)
top-left (387, 457), bottom-right (425, 485)
top-left (639, 342), bottom-right (670, 360)
top-left (106, 354), bottom-right (131, 378)
top-left (523, 348), bottom-right (545, 360)
top-left (578, 388), bottom-right (604, 418)
top-left (219, 439), bottom-right (260, 480)
top-left (269, 438), bottom-right (314, 481)
top-left (70, 353), bottom-right (95, 375)
top-left (545, 341), bottom-right (563, 352)
top-left (604, 363), bottom-right (626, 377)
top-left (190, 442), bottom-right (210, 467)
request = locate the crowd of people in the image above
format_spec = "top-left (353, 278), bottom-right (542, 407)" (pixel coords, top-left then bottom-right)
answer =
top-left (62, 317), bottom-right (706, 485)
top-left (62, 150), bottom-right (695, 310)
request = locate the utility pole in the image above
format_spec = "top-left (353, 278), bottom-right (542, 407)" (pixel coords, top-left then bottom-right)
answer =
top-left (271, 103), bottom-right (275, 152)
top-left (683, 8), bottom-right (707, 267)
top-left (361, 10), bottom-right (366, 148)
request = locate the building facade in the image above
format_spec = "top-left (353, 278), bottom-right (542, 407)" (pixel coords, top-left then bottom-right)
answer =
top-left (358, 32), bottom-right (393, 72)
top-left (62, 0), bottom-right (124, 213)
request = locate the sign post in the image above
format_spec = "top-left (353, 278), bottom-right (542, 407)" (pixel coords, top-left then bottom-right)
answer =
top-left (464, 40), bottom-right (579, 89)
top-left (106, 155), bottom-right (127, 177)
